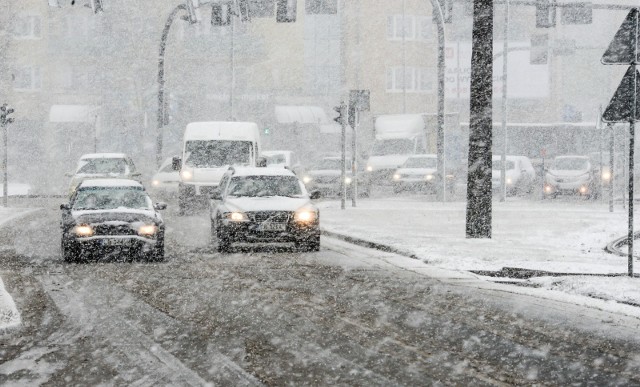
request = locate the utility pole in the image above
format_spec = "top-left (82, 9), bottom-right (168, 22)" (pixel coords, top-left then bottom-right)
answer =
top-left (1, 104), bottom-right (15, 207)
top-left (466, 0), bottom-right (494, 238)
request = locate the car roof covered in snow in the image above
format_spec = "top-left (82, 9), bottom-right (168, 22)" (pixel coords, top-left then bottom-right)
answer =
top-left (80, 153), bottom-right (128, 159)
top-left (77, 178), bottom-right (144, 189)
top-left (228, 167), bottom-right (297, 178)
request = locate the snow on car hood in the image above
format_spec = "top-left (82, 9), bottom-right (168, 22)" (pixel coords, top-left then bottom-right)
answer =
top-left (368, 155), bottom-right (411, 170)
top-left (396, 167), bottom-right (437, 176)
top-left (71, 209), bottom-right (160, 224)
top-left (224, 196), bottom-right (315, 212)
top-left (308, 170), bottom-right (351, 177)
top-left (547, 169), bottom-right (589, 177)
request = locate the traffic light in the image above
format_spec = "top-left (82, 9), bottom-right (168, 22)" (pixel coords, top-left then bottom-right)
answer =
top-left (211, 3), bottom-right (231, 26)
top-left (333, 104), bottom-right (345, 126)
top-left (0, 104), bottom-right (15, 126)
top-left (535, 0), bottom-right (556, 28)
top-left (184, 0), bottom-right (201, 24)
top-left (348, 105), bottom-right (356, 128)
top-left (276, 0), bottom-right (297, 23)
top-left (530, 34), bottom-right (549, 65)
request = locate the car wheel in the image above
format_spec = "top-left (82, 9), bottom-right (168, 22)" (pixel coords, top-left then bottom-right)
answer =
top-left (298, 235), bottom-right (320, 252)
top-left (217, 229), bottom-right (231, 253)
top-left (61, 239), bottom-right (78, 263)
top-left (148, 238), bottom-right (165, 262)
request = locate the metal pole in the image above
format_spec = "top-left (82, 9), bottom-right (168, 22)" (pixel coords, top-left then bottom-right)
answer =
top-left (609, 122), bottom-right (614, 212)
top-left (352, 110), bottom-right (358, 207)
top-left (402, 0), bottom-right (407, 114)
top-left (628, 118), bottom-right (634, 277)
top-left (230, 14), bottom-right (235, 120)
top-left (157, 4), bottom-right (186, 168)
top-left (429, 0), bottom-right (446, 202)
top-left (340, 102), bottom-right (347, 210)
top-left (2, 121), bottom-right (7, 207)
top-left (500, 0), bottom-right (509, 202)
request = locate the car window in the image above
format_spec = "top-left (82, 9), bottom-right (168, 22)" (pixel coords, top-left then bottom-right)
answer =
top-left (227, 175), bottom-right (303, 197)
top-left (72, 187), bottom-right (152, 210)
top-left (404, 157), bottom-right (437, 168)
top-left (77, 158), bottom-right (129, 175)
top-left (553, 158), bottom-right (588, 170)
top-left (492, 160), bottom-right (515, 171)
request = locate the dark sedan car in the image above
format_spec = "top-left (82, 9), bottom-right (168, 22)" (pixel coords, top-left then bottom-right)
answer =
top-left (60, 179), bottom-right (166, 262)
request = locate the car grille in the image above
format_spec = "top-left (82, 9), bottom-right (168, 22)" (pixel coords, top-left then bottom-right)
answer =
top-left (315, 176), bottom-right (340, 184)
top-left (93, 224), bottom-right (137, 236)
top-left (248, 211), bottom-right (291, 223)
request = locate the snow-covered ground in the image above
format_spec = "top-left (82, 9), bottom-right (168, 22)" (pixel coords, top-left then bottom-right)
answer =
top-left (319, 196), bottom-right (640, 308)
top-left (0, 206), bottom-right (36, 330)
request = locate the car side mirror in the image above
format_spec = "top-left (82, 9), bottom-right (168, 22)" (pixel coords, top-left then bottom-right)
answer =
top-left (131, 172), bottom-right (142, 177)
top-left (210, 189), bottom-right (223, 200)
top-left (60, 203), bottom-right (70, 210)
top-left (172, 156), bottom-right (182, 171)
top-left (154, 202), bottom-right (167, 210)
top-left (310, 190), bottom-right (321, 200)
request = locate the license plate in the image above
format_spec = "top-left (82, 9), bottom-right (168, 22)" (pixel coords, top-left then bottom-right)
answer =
top-left (260, 223), bottom-right (286, 232)
top-left (102, 239), bottom-right (130, 246)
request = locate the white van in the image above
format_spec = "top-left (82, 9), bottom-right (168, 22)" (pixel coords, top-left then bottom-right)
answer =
top-left (173, 121), bottom-right (261, 213)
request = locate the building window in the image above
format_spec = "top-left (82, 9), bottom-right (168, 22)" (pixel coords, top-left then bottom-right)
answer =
top-left (388, 14), bottom-right (434, 41)
top-left (13, 15), bottom-right (42, 39)
top-left (306, 0), bottom-right (338, 15)
top-left (386, 66), bottom-right (433, 93)
top-left (13, 66), bottom-right (42, 91)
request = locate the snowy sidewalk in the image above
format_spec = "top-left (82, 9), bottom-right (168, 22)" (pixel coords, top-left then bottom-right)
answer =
top-left (319, 197), bottom-right (640, 307)
top-left (0, 206), bottom-right (37, 330)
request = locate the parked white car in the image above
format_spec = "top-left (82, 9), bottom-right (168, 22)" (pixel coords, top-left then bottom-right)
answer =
top-left (492, 155), bottom-right (536, 195)
top-left (392, 154), bottom-right (455, 194)
top-left (544, 155), bottom-right (597, 198)
top-left (150, 157), bottom-right (180, 200)
top-left (262, 150), bottom-right (304, 176)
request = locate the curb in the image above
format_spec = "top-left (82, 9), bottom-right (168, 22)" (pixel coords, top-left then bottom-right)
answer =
top-left (320, 229), bottom-right (421, 260)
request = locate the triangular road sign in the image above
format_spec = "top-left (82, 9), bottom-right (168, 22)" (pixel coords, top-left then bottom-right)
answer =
top-left (602, 8), bottom-right (640, 65)
top-left (602, 66), bottom-right (640, 122)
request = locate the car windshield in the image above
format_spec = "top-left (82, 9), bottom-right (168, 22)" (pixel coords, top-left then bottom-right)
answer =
top-left (553, 158), bottom-right (588, 170)
top-left (404, 157), bottom-right (437, 168)
top-left (185, 140), bottom-right (251, 168)
top-left (492, 160), bottom-right (516, 171)
top-left (76, 158), bottom-right (129, 175)
top-left (371, 139), bottom-right (414, 156)
top-left (72, 187), bottom-right (152, 210)
top-left (266, 154), bottom-right (287, 165)
top-left (227, 175), bottom-right (303, 197)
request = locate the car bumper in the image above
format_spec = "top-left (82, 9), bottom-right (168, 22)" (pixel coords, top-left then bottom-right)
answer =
top-left (218, 221), bottom-right (320, 244)
top-left (64, 235), bottom-right (160, 255)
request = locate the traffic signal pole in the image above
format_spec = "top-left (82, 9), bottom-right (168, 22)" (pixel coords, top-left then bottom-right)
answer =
top-left (340, 102), bottom-right (347, 210)
top-left (1, 104), bottom-right (15, 207)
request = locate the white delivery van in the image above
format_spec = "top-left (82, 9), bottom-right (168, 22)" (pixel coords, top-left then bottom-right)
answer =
top-left (173, 121), bottom-right (261, 213)
top-left (366, 114), bottom-right (427, 185)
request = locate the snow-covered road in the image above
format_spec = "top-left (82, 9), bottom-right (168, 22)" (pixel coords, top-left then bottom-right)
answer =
top-left (1, 200), bottom-right (639, 385)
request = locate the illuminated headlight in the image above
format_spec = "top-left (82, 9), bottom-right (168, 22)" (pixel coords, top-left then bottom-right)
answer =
top-left (226, 212), bottom-right (248, 221)
top-left (138, 225), bottom-right (158, 236)
top-left (393, 174), bottom-right (401, 181)
top-left (506, 178), bottom-right (513, 185)
top-left (425, 174), bottom-right (434, 181)
top-left (345, 177), bottom-right (352, 184)
top-left (303, 176), bottom-right (312, 184)
top-left (152, 179), bottom-right (160, 186)
top-left (294, 209), bottom-right (317, 223)
top-left (579, 186), bottom-right (588, 194)
top-left (602, 171), bottom-right (611, 181)
top-left (181, 169), bottom-right (193, 181)
top-left (544, 185), bottom-right (553, 193)
top-left (73, 225), bottom-right (94, 237)
top-left (366, 165), bottom-right (373, 172)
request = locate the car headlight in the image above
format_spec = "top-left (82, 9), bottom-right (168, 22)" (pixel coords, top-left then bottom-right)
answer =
top-left (303, 176), bottom-right (312, 184)
top-left (294, 209), bottom-right (317, 223)
top-left (506, 177), bottom-right (513, 185)
top-left (181, 169), bottom-right (193, 181)
top-left (345, 177), bottom-right (352, 184)
top-left (366, 165), bottom-right (373, 172)
top-left (225, 212), bottom-right (248, 221)
top-left (602, 171), bottom-right (611, 181)
top-left (393, 173), bottom-right (401, 181)
top-left (425, 174), bottom-right (434, 181)
top-left (152, 179), bottom-right (160, 186)
top-left (138, 224), bottom-right (158, 236)
top-left (73, 225), bottom-right (94, 237)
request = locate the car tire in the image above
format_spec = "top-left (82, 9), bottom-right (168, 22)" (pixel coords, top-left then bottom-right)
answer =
top-left (217, 229), bottom-right (231, 253)
top-left (148, 238), bottom-right (165, 262)
top-left (61, 239), bottom-right (78, 263)
top-left (298, 235), bottom-right (320, 252)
